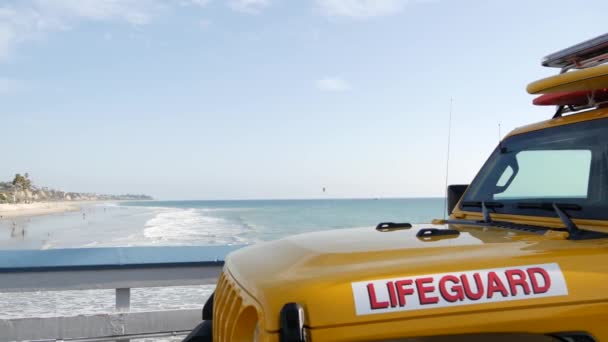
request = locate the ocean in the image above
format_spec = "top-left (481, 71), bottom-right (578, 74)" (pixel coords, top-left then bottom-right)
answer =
top-left (0, 198), bottom-right (445, 250)
top-left (0, 198), bottom-right (444, 338)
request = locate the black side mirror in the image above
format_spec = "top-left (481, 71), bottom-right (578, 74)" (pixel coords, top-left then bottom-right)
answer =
top-left (447, 184), bottom-right (468, 215)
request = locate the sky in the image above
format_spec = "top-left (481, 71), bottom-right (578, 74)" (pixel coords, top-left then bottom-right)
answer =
top-left (1, 0), bottom-right (607, 200)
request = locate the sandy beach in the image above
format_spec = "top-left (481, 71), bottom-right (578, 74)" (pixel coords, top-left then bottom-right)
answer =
top-left (0, 202), bottom-right (82, 218)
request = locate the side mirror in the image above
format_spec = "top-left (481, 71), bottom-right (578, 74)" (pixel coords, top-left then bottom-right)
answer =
top-left (447, 184), bottom-right (468, 215)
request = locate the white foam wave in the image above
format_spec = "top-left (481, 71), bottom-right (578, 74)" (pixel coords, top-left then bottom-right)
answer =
top-left (143, 208), bottom-right (254, 245)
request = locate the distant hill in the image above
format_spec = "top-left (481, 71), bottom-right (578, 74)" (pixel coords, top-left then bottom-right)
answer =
top-left (0, 173), bottom-right (153, 204)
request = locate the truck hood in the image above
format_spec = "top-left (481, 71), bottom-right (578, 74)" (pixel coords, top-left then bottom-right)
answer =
top-left (225, 223), bottom-right (608, 331)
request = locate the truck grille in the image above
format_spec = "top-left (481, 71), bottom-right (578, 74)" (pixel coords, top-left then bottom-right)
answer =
top-left (213, 271), bottom-right (246, 342)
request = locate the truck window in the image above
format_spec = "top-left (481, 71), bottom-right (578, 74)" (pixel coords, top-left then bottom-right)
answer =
top-left (494, 150), bottom-right (591, 199)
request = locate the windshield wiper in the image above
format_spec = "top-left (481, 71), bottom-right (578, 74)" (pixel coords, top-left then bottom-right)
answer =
top-left (516, 202), bottom-right (606, 240)
top-left (461, 201), bottom-right (504, 223)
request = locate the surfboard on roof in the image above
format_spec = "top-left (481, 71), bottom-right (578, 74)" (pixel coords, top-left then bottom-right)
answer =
top-left (527, 64), bottom-right (608, 95)
top-left (527, 32), bottom-right (608, 116)
top-left (533, 89), bottom-right (608, 106)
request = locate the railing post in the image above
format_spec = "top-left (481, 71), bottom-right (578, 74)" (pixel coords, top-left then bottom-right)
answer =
top-left (116, 288), bottom-right (131, 342)
top-left (116, 288), bottom-right (131, 312)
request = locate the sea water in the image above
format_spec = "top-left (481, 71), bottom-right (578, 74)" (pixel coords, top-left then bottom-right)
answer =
top-left (0, 198), bottom-right (444, 249)
top-left (130, 198), bottom-right (444, 246)
top-left (0, 198), bottom-right (444, 332)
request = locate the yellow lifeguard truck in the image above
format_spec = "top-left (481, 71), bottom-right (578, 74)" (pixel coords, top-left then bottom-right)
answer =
top-left (186, 33), bottom-right (608, 342)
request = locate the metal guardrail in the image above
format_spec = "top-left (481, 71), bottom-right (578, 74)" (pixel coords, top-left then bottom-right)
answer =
top-left (0, 245), bottom-right (244, 342)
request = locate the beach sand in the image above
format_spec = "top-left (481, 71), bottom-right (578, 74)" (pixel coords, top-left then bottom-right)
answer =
top-left (0, 202), bottom-right (82, 219)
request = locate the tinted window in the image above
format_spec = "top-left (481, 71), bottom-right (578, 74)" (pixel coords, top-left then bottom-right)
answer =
top-left (494, 150), bottom-right (591, 199)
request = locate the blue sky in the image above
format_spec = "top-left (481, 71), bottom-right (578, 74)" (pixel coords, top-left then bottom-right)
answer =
top-left (1, 0), bottom-right (607, 200)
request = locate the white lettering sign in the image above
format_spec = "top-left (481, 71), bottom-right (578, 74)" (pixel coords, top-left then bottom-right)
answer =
top-left (351, 263), bottom-right (568, 315)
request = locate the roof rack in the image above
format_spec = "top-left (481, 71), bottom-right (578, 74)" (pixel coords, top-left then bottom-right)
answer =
top-left (543, 33), bottom-right (608, 72)
top-left (534, 33), bottom-right (608, 118)
top-left (553, 102), bottom-right (608, 119)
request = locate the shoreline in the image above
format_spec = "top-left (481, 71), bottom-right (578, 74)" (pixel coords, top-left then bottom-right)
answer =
top-left (0, 201), bottom-right (115, 219)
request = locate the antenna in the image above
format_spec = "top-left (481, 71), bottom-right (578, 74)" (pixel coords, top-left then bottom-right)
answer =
top-left (498, 122), bottom-right (502, 142)
top-left (443, 98), bottom-right (453, 219)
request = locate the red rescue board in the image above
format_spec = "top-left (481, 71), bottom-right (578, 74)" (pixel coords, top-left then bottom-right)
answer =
top-left (351, 263), bottom-right (568, 315)
top-left (533, 88), bottom-right (608, 106)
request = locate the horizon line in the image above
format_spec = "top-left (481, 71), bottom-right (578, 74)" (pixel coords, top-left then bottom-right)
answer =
top-left (142, 196), bottom-right (447, 202)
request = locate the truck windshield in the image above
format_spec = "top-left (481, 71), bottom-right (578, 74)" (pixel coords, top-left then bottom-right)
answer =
top-left (461, 117), bottom-right (608, 220)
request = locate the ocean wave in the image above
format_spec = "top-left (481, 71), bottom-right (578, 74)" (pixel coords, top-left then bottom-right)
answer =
top-left (199, 207), bottom-right (256, 212)
top-left (143, 208), bottom-right (255, 245)
top-left (117, 204), bottom-right (179, 211)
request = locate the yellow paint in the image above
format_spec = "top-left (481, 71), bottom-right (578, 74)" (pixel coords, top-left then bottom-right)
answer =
top-left (212, 222), bottom-right (608, 341)
top-left (527, 64), bottom-right (608, 94)
top-left (506, 106), bottom-right (608, 138)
